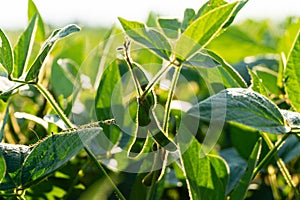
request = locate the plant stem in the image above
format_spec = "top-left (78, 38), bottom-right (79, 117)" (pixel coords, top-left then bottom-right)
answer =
top-left (259, 132), bottom-right (300, 199)
top-left (145, 170), bottom-right (159, 200)
top-left (35, 82), bottom-right (126, 200)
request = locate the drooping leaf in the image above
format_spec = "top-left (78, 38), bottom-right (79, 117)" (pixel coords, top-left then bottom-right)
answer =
top-left (188, 88), bottom-right (290, 134)
top-left (175, 2), bottom-right (238, 61)
top-left (158, 18), bottom-right (180, 39)
top-left (0, 153), bottom-right (6, 183)
top-left (230, 138), bottom-right (262, 200)
top-left (278, 135), bottom-right (300, 163)
top-left (0, 144), bottom-right (31, 190)
top-left (0, 28), bottom-right (13, 75)
top-left (284, 31), bottom-right (300, 112)
top-left (28, 0), bottom-right (46, 42)
top-left (25, 24), bottom-right (80, 82)
top-left (206, 49), bottom-right (247, 88)
top-left (21, 127), bottom-right (100, 188)
top-left (118, 17), bottom-right (172, 60)
top-left (0, 76), bottom-right (25, 102)
top-left (180, 138), bottom-right (228, 200)
top-left (248, 68), bottom-right (269, 97)
top-left (13, 14), bottom-right (38, 78)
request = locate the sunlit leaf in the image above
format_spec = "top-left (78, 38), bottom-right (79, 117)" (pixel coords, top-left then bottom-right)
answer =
top-left (118, 17), bottom-right (172, 60)
top-left (188, 88), bottom-right (290, 134)
top-left (28, 0), bottom-right (46, 42)
top-left (158, 18), bottom-right (180, 39)
top-left (0, 153), bottom-right (6, 183)
top-left (175, 2), bottom-right (238, 61)
top-left (248, 68), bottom-right (269, 97)
top-left (13, 14), bottom-right (38, 78)
top-left (284, 31), bottom-right (300, 112)
top-left (21, 127), bottom-right (100, 188)
top-left (25, 24), bottom-right (80, 82)
top-left (180, 138), bottom-right (228, 200)
top-left (0, 28), bottom-right (13, 75)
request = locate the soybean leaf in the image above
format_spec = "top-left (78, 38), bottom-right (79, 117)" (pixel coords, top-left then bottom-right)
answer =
top-left (280, 109), bottom-right (300, 129)
top-left (95, 60), bottom-right (123, 148)
top-left (284, 32), bottom-right (300, 112)
top-left (25, 24), bottom-right (80, 82)
top-left (183, 51), bottom-right (219, 69)
top-left (230, 138), bottom-right (262, 200)
top-left (248, 68), bottom-right (269, 97)
top-left (28, 0), bottom-right (45, 42)
top-left (0, 28), bottom-right (13, 75)
top-left (21, 127), bottom-right (100, 188)
top-left (278, 135), bottom-right (300, 163)
top-left (180, 138), bottom-right (228, 200)
top-left (13, 14), bottom-right (38, 78)
top-left (188, 88), bottom-right (290, 134)
top-left (206, 49), bottom-right (247, 88)
top-left (181, 8), bottom-right (196, 32)
top-left (118, 17), bottom-right (172, 60)
top-left (0, 153), bottom-right (6, 183)
top-left (158, 18), bottom-right (180, 39)
top-left (175, 2), bottom-right (238, 61)
top-left (0, 144), bottom-right (31, 190)
top-left (43, 114), bottom-right (68, 130)
top-left (14, 112), bottom-right (48, 130)
top-left (0, 76), bottom-right (25, 102)
top-left (220, 148), bottom-right (247, 195)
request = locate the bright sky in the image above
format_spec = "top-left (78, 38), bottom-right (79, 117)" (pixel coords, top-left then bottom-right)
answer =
top-left (0, 0), bottom-right (299, 29)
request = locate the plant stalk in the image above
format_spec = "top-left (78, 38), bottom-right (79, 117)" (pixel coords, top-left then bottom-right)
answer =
top-left (35, 82), bottom-right (126, 200)
top-left (259, 132), bottom-right (300, 199)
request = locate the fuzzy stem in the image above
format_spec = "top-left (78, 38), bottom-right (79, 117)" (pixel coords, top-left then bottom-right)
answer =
top-left (35, 82), bottom-right (126, 200)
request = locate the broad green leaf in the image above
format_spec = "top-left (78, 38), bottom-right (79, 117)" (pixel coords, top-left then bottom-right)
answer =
top-left (28, 0), bottom-right (45, 42)
top-left (25, 24), bottom-right (80, 82)
top-left (223, 0), bottom-right (248, 28)
top-left (21, 127), bottom-right (100, 188)
top-left (281, 109), bottom-right (300, 129)
top-left (175, 2), bottom-right (238, 61)
top-left (284, 31), bottom-right (300, 112)
top-left (230, 138), bottom-right (262, 200)
top-left (188, 88), bottom-right (290, 134)
top-left (278, 135), bottom-right (300, 164)
top-left (248, 68), bottom-right (269, 97)
top-left (0, 28), bottom-right (13, 75)
top-left (180, 138), bottom-right (228, 200)
top-left (0, 144), bottom-right (31, 190)
top-left (206, 49), bottom-right (247, 88)
top-left (181, 8), bottom-right (196, 32)
top-left (220, 148), bottom-right (247, 195)
top-left (13, 14), bottom-right (38, 78)
top-left (183, 51), bottom-right (219, 69)
top-left (158, 18), bottom-right (180, 39)
top-left (196, 0), bottom-right (227, 18)
top-left (95, 60), bottom-right (123, 148)
top-left (254, 66), bottom-right (280, 96)
top-left (0, 153), bottom-right (6, 183)
top-left (118, 17), bottom-right (172, 60)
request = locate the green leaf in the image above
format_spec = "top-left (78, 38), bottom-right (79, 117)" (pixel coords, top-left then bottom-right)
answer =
top-left (281, 109), bottom-right (300, 129)
top-left (181, 8), bottom-right (196, 32)
top-left (183, 51), bottom-right (219, 69)
top-left (95, 60), bottom-right (123, 148)
top-left (180, 138), bottom-right (228, 200)
top-left (278, 135), bottom-right (300, 163)
top-left (284, 31), bottom-right (300, 112)
top-left (21, 127), bottom-right (100, 188)
top-left (206, 49), bottom-right (247, 88)
top-left (0, 153), bottom-right (6, 183)
top-left (0, 102), bottom-right (10, 141)
top-left (248, 68), bottom-right (269, 97)
top-left (12, 14), bottom-right (38, 78)
top-left (0, 76), bottom-right (25, 102)
top-left (118, 17), bottom-right (172, 60)
top-left (157, 18), bottom-right (180, 39)
top-left (175, 2), bottom-right (238, 61)
top-left (188, 88), bottom-right (290, 134)
top-left (28, 0), bottom-right (46, 42)
top-left (230, 138), bottom-right (262, 200)
top-left (0, 28), bottom-right (13, 75)
top-left (0, 143), bottom-right (31, 190)
top-left (25, 24), bottom-right (80, 82)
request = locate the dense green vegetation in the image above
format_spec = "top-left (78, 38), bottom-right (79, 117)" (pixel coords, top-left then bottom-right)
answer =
top-left (0, 0), bottom-right (299, 199)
